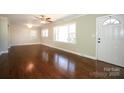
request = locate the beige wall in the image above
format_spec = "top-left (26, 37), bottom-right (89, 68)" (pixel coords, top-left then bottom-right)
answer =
top-left (0, 17), bottom-right (8, 54)
top-left (41, 14), bottom-right (105, 59)
top-left (10, 25), bottom-right (41, 46)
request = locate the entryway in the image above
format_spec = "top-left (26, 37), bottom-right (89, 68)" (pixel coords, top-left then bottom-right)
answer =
top-left (96, 14), bottom-right (124, 67)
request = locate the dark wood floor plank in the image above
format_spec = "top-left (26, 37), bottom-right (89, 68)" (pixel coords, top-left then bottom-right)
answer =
top-left (0, 44), bottom-right (124, 79)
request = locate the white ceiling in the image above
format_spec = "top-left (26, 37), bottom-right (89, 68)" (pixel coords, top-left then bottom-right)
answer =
top-left (0, 14), bottom-right (70, 27)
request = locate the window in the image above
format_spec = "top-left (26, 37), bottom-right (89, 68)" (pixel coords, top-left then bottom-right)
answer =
top-left (42, 29), bottom-right (48, 37)
top-left (54, 23), bottom-right (76, 43)
top-left (103, 16), bottom-right (120, 26)
top-left (30, 30), bottom-right (37, 38)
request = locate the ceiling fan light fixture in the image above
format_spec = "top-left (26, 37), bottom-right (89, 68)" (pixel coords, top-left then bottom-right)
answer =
top-left (40, 20), bottom-right (46, 24)
top-left (34, 15), bottom-right (53, 24)
top-left (27, 24), bottom-right (32, 28)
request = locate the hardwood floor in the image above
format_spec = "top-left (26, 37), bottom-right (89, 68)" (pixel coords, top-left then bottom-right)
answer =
top-left (0, 44), bottom-right (124, 79)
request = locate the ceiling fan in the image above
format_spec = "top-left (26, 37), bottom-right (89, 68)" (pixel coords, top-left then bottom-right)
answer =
top-left (34, 15), bottom-right (53, 24)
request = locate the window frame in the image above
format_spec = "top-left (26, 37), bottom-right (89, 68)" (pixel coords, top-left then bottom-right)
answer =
top-left (30, 30), bottom-right (37, 39)
top-left (41, 28), bottom-right (48, 38)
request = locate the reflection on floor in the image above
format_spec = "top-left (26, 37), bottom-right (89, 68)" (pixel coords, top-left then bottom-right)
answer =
top-left (0, 44), bottom-right (124, 79)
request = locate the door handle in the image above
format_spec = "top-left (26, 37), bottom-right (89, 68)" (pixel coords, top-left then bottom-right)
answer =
top-left (98, 38), bottom-right (101, 43)
top-left (98, 38), bottom-right (100, 40)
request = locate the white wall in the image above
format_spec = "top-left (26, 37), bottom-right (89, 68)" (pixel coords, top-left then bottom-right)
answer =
top-left (10, 25), bottom-right (41, 46)
top-left (0, 17), bottom-right (8, 55)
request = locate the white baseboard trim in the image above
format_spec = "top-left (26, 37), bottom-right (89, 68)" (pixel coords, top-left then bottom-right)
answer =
top-left (0, 50), bottom-right (8, 56)
top-left (10, 42), bottom-right (41, 47)
top-left (41, 43), bottom-right (96, 60)
top-left (7, 42), bottom-right (97, 60)
top-left (82, 54), bottom-right (96, 60)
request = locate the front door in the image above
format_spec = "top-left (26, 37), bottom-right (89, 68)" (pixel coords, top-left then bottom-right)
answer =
top-left (97, 14), bottom-right (124, 67)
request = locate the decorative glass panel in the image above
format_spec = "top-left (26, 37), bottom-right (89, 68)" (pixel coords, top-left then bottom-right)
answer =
top-left (103, 16), bottom-right (120, 26)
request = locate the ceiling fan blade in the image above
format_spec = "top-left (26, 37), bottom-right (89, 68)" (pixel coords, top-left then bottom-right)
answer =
top-left (40, 15), bottom-right (45, 17)
top-left (33, 16), bottom-right (40, 19)
top-left (48, 20), bottom-right (53, 22)
top-left (33, 15), bottom-right (44, 19)
top-left (46, 18), bottom-right (53, 22)
top-left (46, 17), bottom-right (51, 20)
top-left (33, 15), bottom-right (53, 23)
